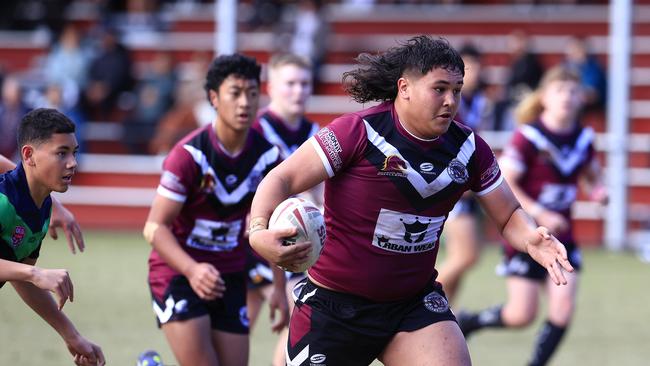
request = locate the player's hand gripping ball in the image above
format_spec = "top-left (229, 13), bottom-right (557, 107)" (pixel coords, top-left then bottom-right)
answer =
top-left (269, 197), bottom-right (326, 272)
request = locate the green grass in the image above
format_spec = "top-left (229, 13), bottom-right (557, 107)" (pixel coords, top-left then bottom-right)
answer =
top-left (0, 231), bottom-right (648, 365)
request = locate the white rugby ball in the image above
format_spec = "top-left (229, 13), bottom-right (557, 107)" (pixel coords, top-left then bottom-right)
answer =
top-left (268, 197), bottom-right (326, 272)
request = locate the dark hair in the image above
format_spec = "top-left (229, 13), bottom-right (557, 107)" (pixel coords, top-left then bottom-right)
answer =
top-left (17, 108), bottom-right (75, 148)
top-left (204, 54), bottom-right (261, 101)
top-left (458, 43), bottom-right (481, 60)
top-left (343, 36), bottom-right (465, 103)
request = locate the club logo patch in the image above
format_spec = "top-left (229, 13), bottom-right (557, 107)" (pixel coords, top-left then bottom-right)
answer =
top-left (447, 159), bottom-right (469, 184)
top-left (378, 155), bottom-right (408, 178)
top-left (423, 291), bottom-right (449, 313)
top-left (11, 226), bottom-right (25, 247)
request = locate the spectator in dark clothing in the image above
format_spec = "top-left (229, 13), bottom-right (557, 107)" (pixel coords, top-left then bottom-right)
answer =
top-left (495, 29), bottom-right (544, 131)
top-left (123, 51), bottom-right (177, 154)
top-left (563, 36), bottom-right (607, 111)
top-left (0, 76), bottom-right (30, 159)
top-left (82, 27), bottom-right (134, 121)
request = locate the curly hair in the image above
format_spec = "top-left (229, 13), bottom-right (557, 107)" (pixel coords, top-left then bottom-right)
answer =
top-left (204, 53), bottom-right (261, 101)
top-left (343, 36), bottom-right (465, 104)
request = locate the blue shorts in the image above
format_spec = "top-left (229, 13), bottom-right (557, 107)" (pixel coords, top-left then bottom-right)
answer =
top-left (499, 241), bottom-right (582, 281)
top-left (286, 278), bottom-right (457, 366)
top-left (149, 272), bottom-right (249, 334)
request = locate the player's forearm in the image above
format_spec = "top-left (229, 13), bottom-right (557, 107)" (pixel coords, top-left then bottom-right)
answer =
top-left (0, 154), bottom-right (17, 173)
top-left (148, 224), bottom-right (198, 277)
top-left (501, 207), bottom-right (539, 253)
top-left (250, 171), bottom-right (293, 224)
top-left (0, 259), bottom-right (38, 282)
top-left (11, 281), bottom-right (80, 341)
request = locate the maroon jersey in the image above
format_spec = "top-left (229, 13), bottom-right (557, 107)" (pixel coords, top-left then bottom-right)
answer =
top-left (309, 101), bottom-right (503, 301)
top-left (148, 124), bottom-right (281, 281)
top-left (252, 108), bottom-right (319, 160)
top-left (500, 120), bottom-right (595, 246)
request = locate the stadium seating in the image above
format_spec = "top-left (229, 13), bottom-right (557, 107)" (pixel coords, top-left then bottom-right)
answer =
top-left (2, 2), bottom-right (649, 246)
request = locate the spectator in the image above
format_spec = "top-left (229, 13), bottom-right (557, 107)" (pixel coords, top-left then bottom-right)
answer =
top-left (41, 83), bottom-right (87, 153)
top-left (287, 0), bottom-right (329, 91)
top-left (495, 29), bottom-right (544, 131)
top-left (0, 76), bottom-right (30, 159)
top-left (149, 52), bottom-right (214, 155)
top-left (82, 26), bottom-right (134, 121)
top-left (563, 36), bottom-right (607, 111)
top-left (43, 23), bottom-right (92, 110)
top-left (455, 43), bottom-right (495, 131)
top-left (123, 52), bottom-right (177, 154)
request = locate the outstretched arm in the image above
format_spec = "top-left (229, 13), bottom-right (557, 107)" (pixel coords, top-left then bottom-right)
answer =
top-left (10, 258), bottom-right (105, 365)
top-left (478, 182), bottom-right (574, 285)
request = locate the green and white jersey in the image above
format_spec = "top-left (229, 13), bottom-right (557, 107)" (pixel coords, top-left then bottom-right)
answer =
top-left (0, 164), bottom-right (51, 270)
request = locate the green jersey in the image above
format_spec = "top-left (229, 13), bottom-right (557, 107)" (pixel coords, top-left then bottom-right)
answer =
top-left (0, 163), bottom-right (51, 286)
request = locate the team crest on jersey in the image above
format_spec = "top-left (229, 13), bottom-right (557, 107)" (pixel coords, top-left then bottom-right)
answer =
top-left (447, 159), bottom-right (468, 184)
top-left (378, 155), bottom-right (408, 178)
top-left (11, 226), bottom-right (25, 248)
top-left (372, 209), bottom-right (444, 254)
top-left (423, 291), bottom-right (449, 313)
top-left (199, 172), bottom-right (216, 194)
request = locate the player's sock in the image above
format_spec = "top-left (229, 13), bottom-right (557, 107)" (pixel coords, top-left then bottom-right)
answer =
top-left (527, 320), bottom-right (567, 366)
top-left (457, 305), bottom-right (504, 337)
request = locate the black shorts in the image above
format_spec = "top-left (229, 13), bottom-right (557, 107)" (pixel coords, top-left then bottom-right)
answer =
top-left (500, 241), bottom-right (582, 281)
top-left (246, 251), bottom-right (305, 290)
top-left (149, 272), bottom-right (249, 334)
top-left (286, 278), bottom-right (457, 366)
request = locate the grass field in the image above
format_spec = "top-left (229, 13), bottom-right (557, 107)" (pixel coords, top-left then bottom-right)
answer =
top-left (0, 230), bottom-right (648, 365)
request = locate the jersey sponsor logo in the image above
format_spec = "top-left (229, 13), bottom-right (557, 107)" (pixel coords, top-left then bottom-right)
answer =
top-left (186, 219), bottom-right (242, 252)
top-left (423, 291), bottom-right (449, 313)
top-left (372, 209), bottom-right (444, 254)
top-left (160, 170), bottom-right (187, 194)
top-left (378, 155), bottom-right (408, 178)
top-left (11, 226), bottom-right (25, 248)
top-left (447, 159), bottom-right (469, 184)
top-left (316, 128), bottom-right (343, 172)
top-left (310, 354), bottom-right (327, 365)
top-left (419, 162), bottom-right (437, 176)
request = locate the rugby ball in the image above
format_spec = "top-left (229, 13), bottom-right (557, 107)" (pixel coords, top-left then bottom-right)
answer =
top-left (268, 197), bottom-right (326, 272)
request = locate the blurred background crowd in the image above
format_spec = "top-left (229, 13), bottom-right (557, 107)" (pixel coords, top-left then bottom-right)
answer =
top-left (0, 0), bottom-right (608, 157)
top-left (2, 0), bottom-right (646, 253)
